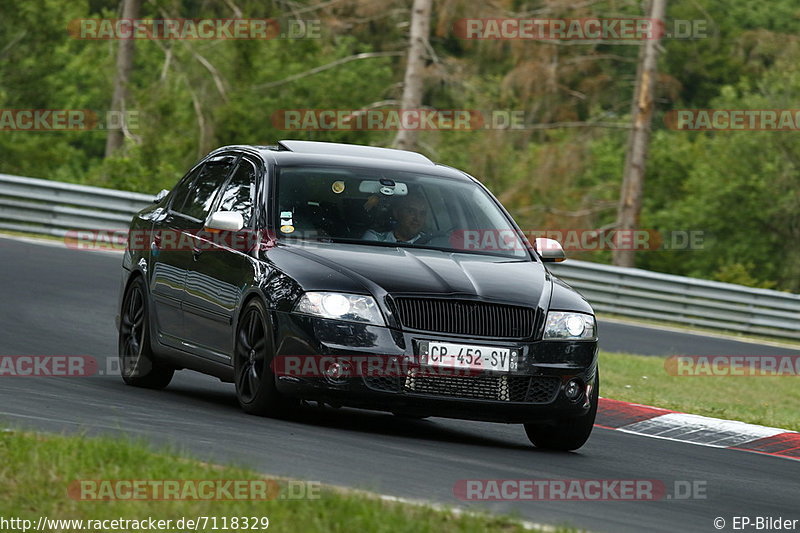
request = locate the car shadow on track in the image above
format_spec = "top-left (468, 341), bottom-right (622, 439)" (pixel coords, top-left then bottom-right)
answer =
top-left (286, 405), bottom-right (537, 451)
top-left (153, 375), bottom-right (580, 454)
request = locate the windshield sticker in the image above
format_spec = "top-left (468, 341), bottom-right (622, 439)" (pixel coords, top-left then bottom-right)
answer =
top-left (332, 180), bottom-right (345, 194)
top-left (280, 224), bottom-right (295, 234)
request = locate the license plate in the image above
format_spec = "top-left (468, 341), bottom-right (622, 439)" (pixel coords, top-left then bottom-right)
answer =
top-left (420, 341), bottom-right (515, 372)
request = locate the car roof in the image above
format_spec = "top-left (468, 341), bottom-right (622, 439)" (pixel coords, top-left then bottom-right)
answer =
top-left (206, 141), bottom-right (473, 181)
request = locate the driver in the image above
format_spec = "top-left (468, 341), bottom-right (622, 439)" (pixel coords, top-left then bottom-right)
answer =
top-left (363, 193), bottom-right (428, 244)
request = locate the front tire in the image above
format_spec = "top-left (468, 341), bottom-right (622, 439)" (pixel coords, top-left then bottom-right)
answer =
top-left (233, 299), bottom-right (295, 417)
top-left (118, 277), bottom-right (174, 389)
top-left (524, 373), bottom-right (599, 451)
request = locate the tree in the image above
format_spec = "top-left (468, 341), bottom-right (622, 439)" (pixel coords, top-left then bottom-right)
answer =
top-left (105, 0), bottom-right (141, 158)
top-left (613, 0), bottom-right (667, 267)
top-left (393, 0), bottom-right (432, 151)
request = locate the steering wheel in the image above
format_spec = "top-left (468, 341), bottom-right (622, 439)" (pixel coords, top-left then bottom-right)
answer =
top-left (414, 225), bottom-right (458, 245)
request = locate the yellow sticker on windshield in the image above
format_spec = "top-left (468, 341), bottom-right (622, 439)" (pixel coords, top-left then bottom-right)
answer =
top-left (280, 225), bottom-right (295, 234)
top-left (331, 180), bottom-right (345, 194)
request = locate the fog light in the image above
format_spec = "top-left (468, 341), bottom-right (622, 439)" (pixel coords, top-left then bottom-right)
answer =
top-left (324, 361), bottom-right (351, 384)
top-left (565, 379), bottom-right (582, 401)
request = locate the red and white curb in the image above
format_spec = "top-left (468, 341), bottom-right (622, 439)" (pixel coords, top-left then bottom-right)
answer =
top-left (597, 398), bottom-right (800, 461)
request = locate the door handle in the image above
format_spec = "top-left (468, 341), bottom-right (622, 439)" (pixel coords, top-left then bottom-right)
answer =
top-left (192, 247), bottom-right (204, 260)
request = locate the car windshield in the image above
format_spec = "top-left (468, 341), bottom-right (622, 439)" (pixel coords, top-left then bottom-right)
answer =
top-left (275, 166), bottom-right (531, 259)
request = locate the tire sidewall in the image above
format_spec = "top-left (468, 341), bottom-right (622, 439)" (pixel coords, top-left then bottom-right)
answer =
top-left (119, 277), bottom-right (154, 382)
top-left (233, 299), bottom-right (281, 412)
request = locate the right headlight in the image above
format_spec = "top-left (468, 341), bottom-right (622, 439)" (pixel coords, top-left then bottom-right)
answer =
top-left (293, 292), bottom-right (385, 326)
top-left (543, 311), bottom-right (596, 340)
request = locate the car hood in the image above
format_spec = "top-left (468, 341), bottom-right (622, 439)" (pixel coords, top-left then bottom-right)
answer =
top-left (271, 242), bottom-right (551, 309)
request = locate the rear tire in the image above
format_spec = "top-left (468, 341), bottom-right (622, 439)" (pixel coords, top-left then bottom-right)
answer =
top-left (524, 373), bottom-right (599, 451)
top-left (233, 299), bottom-right (295, 417)
top-left (118, 277), bottom-right (174, 390)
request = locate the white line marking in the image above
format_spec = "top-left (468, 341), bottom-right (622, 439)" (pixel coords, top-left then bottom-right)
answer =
top-left (619, 412), bottom-right (790, 448)
top-left (0, 233), bottom-right (124, 254)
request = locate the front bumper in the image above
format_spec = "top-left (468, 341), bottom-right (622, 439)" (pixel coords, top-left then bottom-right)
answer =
top-left (273, 311), bottom-right (598, 424)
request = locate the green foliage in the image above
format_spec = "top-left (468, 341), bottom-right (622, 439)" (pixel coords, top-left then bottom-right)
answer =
top-left (712, 263), bottom-right (777, 290)
top-left (639, 38), bottom-right (800, 291)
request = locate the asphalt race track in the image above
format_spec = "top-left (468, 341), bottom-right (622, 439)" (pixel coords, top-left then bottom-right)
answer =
top-left (1, 236), bottom-right (798, 532)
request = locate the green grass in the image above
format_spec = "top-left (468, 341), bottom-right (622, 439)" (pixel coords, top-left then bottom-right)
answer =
top-left (0, 229), bottom-right (65, 242)
top-left (0, 431), bottom-right (577, 533)
top-left (600, 351), bottom-right (800, 431)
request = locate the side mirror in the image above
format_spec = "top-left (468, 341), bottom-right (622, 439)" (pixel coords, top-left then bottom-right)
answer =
top-left (153, 189), bottom-right (169, 203)
top-left (534, 237), bottom-right (566, 262)
top-left (205, 211), bottom-right (244, 232)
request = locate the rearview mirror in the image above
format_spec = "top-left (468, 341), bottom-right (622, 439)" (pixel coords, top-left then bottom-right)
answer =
top-left (534, 238), bottom-right (566, 262)
top-left (205, 211), bottom-right (244, 232)
top-left (358, 180), bottom-right (408, 196)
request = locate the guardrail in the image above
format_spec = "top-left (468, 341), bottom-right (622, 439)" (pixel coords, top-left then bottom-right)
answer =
top-left (1, 172), bottom-right (799, 341)
top-left (0, 173), bottom-right (152, 237)
top-left (547, 260), bottom-right (800, 341)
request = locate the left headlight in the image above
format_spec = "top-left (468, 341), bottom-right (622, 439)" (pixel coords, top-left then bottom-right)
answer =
top-left (293, 292), bottom-right (385, 326)
top-left (543, 311), bottom-right (596, 340)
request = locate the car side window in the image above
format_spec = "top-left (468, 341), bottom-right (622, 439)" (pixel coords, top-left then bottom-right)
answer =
top-left (169, 164), bottom-right (203, 214)
top-left (215, 158), bottom-right (257, 227)
top-left (174, 156), bottom-right (237, 221)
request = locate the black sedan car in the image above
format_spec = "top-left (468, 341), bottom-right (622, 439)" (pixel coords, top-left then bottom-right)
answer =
top-left (117, 140), bottom-right (598, 450)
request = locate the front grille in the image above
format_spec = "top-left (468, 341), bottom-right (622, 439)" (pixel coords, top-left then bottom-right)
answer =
top-left (404, 373), bottom-right (560, 403)
top-left (363, 375), bottom-right (404, 393)
top-left (392, 298), bottom-right (536, 338)
top-left (521, 376), bottom-right (562, 403)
